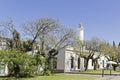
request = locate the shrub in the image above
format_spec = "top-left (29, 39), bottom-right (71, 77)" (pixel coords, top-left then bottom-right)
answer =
top-left (0, 50), bottom-right (37, 77)
top-left (42, 68), bottom-right (51, 76)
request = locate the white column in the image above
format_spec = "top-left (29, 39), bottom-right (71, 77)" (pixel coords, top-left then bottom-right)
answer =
top-left (78, 23), bottom-right (84, 41)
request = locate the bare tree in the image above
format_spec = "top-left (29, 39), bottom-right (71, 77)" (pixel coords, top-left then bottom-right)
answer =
top-left (46, 26), bottom-right (75, 54)
top-left (22, 18), bottom-right (60, 53)
top-left (22, 18), bottom-right (75, 54)
top-left (0, 19), bottom-right (21, 49)
top-left (0, 30), bottom-right (6, 38)
top-left (22, 18), bottom-right (75, 71)
top-left (82, 37), bottom-right (105, 70)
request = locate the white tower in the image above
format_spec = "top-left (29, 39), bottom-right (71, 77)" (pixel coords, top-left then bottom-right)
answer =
top-left (78, 23), bottom-right (84, 41)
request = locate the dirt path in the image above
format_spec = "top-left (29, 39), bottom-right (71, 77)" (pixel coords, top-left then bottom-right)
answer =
top-left (96, 76), bottom-right (120, 80)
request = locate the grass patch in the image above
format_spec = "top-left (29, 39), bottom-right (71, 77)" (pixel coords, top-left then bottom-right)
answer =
top-left (0, 74), bottom-right (97, 80)
top-left (1, 70), bottom-right (119, 80)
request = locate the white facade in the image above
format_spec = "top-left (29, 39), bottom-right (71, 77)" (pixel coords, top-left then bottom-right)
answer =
top-left (98, 56), bottom-right (108, 69)
top-left (0, 63), bottom-right (9, 76)
top-left (0, 38), bottom-right (9, 76)
top-left (87, 59), bottom-right (94, 69)
top-left (57, 48), bottom-right (108, 72)
top-left (0, 38), bottom-right (7, 50)
top-left (87, 55), bottom-right (108, 70)
top-left (57, 47), bottom-right (85, 72)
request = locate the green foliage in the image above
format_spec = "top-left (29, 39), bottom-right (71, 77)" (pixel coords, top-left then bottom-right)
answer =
top-left (42, 68), bottom-right (51, 76)
top-left (0, 50), bottom-right (37, 77)
top-left (34, 51), bottom-right (46, 76)
top-left (21, 40), bottom-right (33, 52)
top-left (34, 51), bottom-right (45, 66)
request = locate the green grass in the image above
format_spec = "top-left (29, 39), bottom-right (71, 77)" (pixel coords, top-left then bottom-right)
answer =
top-left (1, 70), bottom-right (119, 80)
top-left (0, 74), bottom-right (98, 80)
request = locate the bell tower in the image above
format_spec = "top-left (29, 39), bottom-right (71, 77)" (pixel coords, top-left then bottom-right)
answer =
top-left (78, 23), bottom-right (84, 41)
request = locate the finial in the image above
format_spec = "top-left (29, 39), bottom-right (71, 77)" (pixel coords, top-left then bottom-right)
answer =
top-left (79, 22), bottom-right (83, 30)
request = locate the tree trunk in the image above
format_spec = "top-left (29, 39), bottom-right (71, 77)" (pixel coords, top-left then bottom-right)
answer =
top-left (93, 59), bottom-right (98, 70)
top-left (85, 58), bottom-right (89, 71)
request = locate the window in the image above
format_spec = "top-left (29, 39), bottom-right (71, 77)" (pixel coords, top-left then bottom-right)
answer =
top-left (0, 64), bottom-right (5, 74)
top-left (71, 56), bottom-right (74, 68)
top-left (78, 57), bottom-right (80, 69)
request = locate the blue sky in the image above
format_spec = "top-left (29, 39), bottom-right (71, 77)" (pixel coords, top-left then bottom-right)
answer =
top-left (0, 0), bottom-right (120, 44)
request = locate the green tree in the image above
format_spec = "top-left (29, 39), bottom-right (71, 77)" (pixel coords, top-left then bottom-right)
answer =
top-left (117, 42), bottom-right (120, 62)
top-left (113, 41), bottom-right (116, 48)
top-left (80, 38), bottom-right (105, 70)
top-left (0, 50), bottom-right (37, 77)
top-left (101, 42), bottom-right (119, 70)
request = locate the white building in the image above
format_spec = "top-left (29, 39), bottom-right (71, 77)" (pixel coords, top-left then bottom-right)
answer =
top-left (0, 63), bottom-right (8, 76)
top-left (57, 24), bottom-right (108, 72)
top-left (57, 47), bottom-right (85, 72)
top-left (0, 38), bottom-right (8, 50)
top-left (0, 38), bottom-right (9, 76)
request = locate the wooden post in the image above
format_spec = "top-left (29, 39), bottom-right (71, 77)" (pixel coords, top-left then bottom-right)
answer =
top-left (110, 69), bottom-right (111, 76)
top-left (102, 60), bottom-right (104, 77)
top-left (109, 64), bottom-right (112, 76)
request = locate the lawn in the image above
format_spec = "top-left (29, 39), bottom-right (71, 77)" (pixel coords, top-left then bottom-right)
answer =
top-left (0, 74), bottom-right (98, 80)
top-left (0, 70), bottom-right (119, 80)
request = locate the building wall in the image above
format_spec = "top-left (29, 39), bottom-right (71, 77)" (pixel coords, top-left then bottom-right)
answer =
top-left (0, 39), bottom-right (7, 50)
top-left (0, 64), bottom-right (8, 76)
top-left (88, 59), bottom-right (94, 69)
top-left (98, 56), bottom-right (108, 69)
top-left (57, 46), bottom-right (85, 72)
top-left (80, 58), bottom-right (85, 71)
top-left (87, 56), bottom-right (108, 70)
top-left (64, 51), bottom-right (85, 72)
top-left (0, 38), bottom-right (9, 76)
top-left (56, 48), bottom-right (108, 72)
top-left (57, 48), bottom-right (65, 72)
top-left (64, 51), bottom-right (78, 72)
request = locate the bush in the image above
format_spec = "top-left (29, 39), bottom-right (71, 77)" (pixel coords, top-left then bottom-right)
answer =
top-left (0, 50), bottom-right (37, 77)
top-left (42, 68), bottom-right (51, 76)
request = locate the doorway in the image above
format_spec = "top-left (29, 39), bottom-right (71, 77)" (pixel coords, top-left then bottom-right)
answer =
top-left (78, 57), bottom-right (80, 69)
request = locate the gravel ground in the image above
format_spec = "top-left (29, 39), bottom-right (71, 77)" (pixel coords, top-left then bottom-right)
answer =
top-left (65, 73), bottom-right (120, 80)
top-left (96, 76), bottom-right (120, 80)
